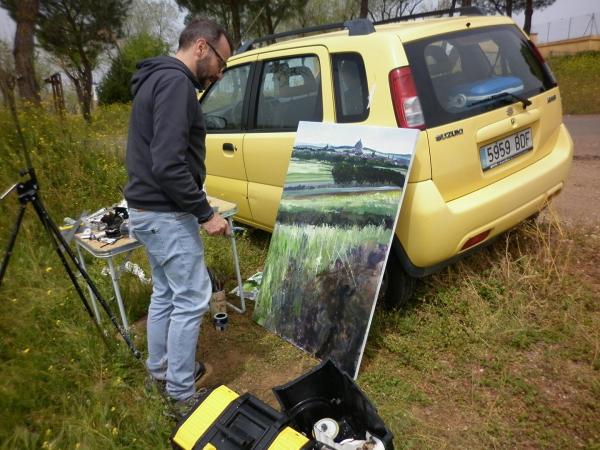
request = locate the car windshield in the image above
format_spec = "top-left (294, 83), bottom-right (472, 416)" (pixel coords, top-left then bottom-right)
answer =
top-left (404, 25), bottom-right (556, 128)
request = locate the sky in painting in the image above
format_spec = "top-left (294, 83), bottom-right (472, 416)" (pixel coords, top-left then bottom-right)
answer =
top-left (295, 121), bottom-right (420, 155)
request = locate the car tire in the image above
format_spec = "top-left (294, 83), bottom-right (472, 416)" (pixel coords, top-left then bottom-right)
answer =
top-left (379, 250), bottom-right (416, 310)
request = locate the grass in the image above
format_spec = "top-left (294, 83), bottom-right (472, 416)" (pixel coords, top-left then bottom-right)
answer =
top-left (0, 97), bottom-right (598, 448)
top-left (548, 51), bottom-right (600, 114)
top-left (285, 159), bottom-right (334, 184)
top-left (281, 190), bottom-right (402, 216)
top-left (254, 222), bottom-right (391, 319)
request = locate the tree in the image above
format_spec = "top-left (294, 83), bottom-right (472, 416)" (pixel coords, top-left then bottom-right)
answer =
top-left (0, 0), bottom-right (41, 105)
top-left (124, 0), bottom-right (181, 49)
top-left (477, 0), bottom-right (556, 33)
top-left (248, 0), bottom-right (310, 37)
top-left (360, 0), bottom-right (369, 18)
top-left (0, 39), bottom-right (17, 108)
top-left (174, 0), bottom-right (309, 47)
top-left (37, 0), bottom-right (131, 122)
top-left (174, 0), bottom-right (246, 48)
top-left (286, 0), bottom-right (359, 28)
top-left (523, 0), bottom-right (533, 33)
top-left (97, 33), bottom-right (169, 104)
top-left (367, 0), bottom-right (425, 22)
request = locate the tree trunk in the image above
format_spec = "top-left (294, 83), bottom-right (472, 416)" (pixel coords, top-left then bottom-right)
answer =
top-left (13, 0), bottom-right (41, 105)
top-left (0, 67), bottom-right (16, 108)
top-left (523, 0), bottom-right (533, 34)
top-left (264, 2), bottom-right (275, 35)
top-left (461, 0), bottom-right (472, 7)
top-left (65, 67), bottom-right (93, 122)
top-left (506, 0), bottom-right (513, 17)
top-left (360, 0), bottom-right (368, 18)
top-left (81, 65), bottom-right (94, 123)
top-left (229, 0), bottom-right (242, 48)
top-left (449, 0), bottom-right (457, 16)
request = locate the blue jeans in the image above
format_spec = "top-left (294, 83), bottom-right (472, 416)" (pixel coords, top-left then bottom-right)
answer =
top-left (129, 209), bottom-right (211, 400)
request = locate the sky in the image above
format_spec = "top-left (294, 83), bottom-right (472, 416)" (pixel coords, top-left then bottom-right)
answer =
top-left (512, 0), bottom-right (598, 28)
top-left (1, 0), bottom-right (598, 43)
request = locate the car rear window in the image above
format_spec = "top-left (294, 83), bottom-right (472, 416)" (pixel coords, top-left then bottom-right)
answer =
top-left (332, 53), bottom-right (369, 123)
top-left (404, 25), bottom-right (556, 128)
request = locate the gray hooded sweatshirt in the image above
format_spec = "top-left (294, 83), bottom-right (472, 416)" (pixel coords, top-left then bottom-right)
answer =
top-left (124, 56), bottom-right (214, 223)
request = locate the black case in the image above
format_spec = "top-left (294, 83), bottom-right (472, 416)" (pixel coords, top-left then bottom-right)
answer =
top-left (273, 359), bottom-right (394, 449)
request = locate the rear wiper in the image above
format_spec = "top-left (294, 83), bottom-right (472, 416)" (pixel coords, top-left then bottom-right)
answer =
top-left (470, 91), bottom-right (532, 109)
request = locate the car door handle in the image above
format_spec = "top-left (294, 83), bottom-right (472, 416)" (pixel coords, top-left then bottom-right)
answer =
top-left (222, 143), bottom-right (236, 152)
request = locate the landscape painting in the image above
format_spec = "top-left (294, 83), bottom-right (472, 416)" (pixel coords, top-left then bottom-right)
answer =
top-left (253, 122), bottom-right (420, 378)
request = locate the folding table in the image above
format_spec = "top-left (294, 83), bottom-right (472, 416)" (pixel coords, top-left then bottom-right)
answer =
top-left (74, 196), bottom-right (246, 334)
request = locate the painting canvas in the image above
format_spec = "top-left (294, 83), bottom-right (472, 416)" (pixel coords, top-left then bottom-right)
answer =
top-left (253, 122), bottom-right (420, 378)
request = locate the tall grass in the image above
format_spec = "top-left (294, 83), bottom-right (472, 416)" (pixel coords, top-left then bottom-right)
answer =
top-left (363, 214), bottom-right (600, 447)
top-left (255, 223), bottom-right (391, 318)
top-left (0, 104), bottom-right (274, 449)
top-left (0, 105), bottom-right (598, 448)
top-left (0, 104), bottom-right (177, 448)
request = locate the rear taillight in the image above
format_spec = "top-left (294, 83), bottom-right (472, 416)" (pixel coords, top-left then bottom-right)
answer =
top-left (461, 229), bottom-right (491, 251)
top-left (529, 41), bottom-right (557, 85)
top-left (389, 67), bottom-right (426, 130)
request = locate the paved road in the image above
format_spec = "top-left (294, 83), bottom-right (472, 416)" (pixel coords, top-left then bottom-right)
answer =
top-left (552, 115), bottom-right (599, 225)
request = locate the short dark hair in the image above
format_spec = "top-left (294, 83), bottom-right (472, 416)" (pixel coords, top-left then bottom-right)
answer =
top-left (178, 17), bottom-right (233, 54)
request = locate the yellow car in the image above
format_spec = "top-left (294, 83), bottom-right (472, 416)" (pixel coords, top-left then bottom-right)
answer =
top-left (200, 7), bottom-right (573, 306)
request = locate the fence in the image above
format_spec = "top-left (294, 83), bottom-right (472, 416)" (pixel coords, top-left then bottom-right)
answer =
top-left (531, 12), bottom-right (599, 44)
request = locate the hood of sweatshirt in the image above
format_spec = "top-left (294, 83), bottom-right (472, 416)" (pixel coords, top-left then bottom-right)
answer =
top-left (131, 55), bottom-right (202, 97)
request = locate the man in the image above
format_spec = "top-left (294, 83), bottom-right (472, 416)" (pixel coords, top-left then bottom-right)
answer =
top-left (124, 18), bottom-right (232, 415)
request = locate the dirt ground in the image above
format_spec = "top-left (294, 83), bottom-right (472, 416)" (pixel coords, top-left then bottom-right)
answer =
top-left (553, 115), bottom-right (600, 225)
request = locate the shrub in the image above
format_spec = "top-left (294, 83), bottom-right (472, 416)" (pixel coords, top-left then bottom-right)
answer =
top-left (97, 33), bottom-right (169, 105)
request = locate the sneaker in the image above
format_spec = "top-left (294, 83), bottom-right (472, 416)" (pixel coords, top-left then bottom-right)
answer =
top-left (169, 387), bottom-right (209, 420)
top-left (146, 362), bottom-right (207, 395)
top-left (145, 374), bottom-right (166, 394)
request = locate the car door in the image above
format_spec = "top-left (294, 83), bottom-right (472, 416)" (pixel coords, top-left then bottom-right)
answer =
top-left (201, 57), bottom-right (256, 220)
top-left (243, 47), bottom-right (334, 229)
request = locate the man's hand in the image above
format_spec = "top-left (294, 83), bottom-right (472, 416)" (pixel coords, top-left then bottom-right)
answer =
top-left (201, 213), bottom-right (230, 236)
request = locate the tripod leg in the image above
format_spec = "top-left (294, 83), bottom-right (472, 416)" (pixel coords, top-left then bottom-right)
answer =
top-left (107, 257), bottom-right (130, 331)
top-left (30, 196), bottom-right (140, 358)
top-left (0, 203), bottom-right (27, 287)
top-left (31, 200), bottom-right (112, 349)
top-left (75, 243), bottom-right (102, 324)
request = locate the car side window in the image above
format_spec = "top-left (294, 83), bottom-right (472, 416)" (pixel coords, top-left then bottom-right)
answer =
top-left (201, 64), bottom-right (251, 131)
top-left (332, 53), bottom-right (369, 122)
top-left (256, 55), bottom-right (322, 130)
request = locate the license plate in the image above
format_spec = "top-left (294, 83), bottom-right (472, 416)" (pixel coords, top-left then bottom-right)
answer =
top-left (479, 128), bottom-right (533, 171)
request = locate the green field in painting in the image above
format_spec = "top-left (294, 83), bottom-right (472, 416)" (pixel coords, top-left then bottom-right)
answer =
top-left (281, 190), bottom-right (402, 217)
top-left (285, 159), bottom-right (334, 184)
top-left (254, 222), bottom-right (392, 323)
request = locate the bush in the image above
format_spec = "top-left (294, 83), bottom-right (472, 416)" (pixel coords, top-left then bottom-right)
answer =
top-left (97, 33), bottom-right (169, 105)
top-left (547, 51), bottom-right (600, 114)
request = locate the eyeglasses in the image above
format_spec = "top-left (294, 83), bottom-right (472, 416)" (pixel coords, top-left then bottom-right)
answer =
top-left (206, 41), bottom-right (227, 71)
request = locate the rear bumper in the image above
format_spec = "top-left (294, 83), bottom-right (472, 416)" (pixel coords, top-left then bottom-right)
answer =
top-left (396, 123), bottom-right (573, 276)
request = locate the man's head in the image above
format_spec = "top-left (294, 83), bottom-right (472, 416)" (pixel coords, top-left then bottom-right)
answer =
top-left (176, 18), bottom-right (233, 90)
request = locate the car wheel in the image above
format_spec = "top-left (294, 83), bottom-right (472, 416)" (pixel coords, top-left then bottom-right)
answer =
top-left (379, 250), bottom-right (416, 310)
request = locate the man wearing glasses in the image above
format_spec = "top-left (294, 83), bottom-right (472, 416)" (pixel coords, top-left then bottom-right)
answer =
top-left (124, 18), bottom-right (232, 417)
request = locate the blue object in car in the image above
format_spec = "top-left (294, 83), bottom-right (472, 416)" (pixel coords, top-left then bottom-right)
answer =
top-left (447, 76), bottom-right (524, 109)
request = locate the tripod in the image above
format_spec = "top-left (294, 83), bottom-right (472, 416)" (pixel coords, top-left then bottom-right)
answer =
top-left (0, 77), bottom-right (140, 357)
top-left (0, 167), bottom-right (140, 358)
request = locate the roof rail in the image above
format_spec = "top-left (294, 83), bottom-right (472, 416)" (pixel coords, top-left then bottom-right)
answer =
top-left (236, 18), bottom-right (375, 54)
top-left (373, 6), bottom-right (485, 26)
top-left (235, 7), bottom-right (484, 54)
